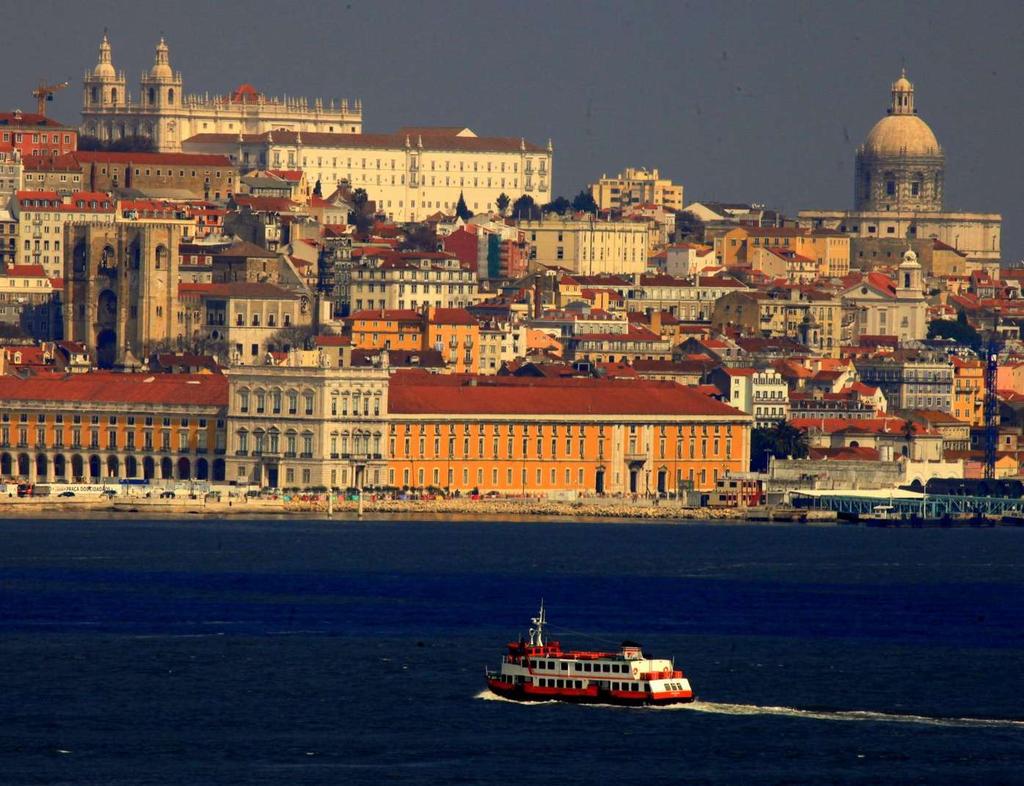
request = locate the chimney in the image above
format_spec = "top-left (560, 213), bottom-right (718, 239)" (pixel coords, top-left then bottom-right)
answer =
top-left (650, 309), bottom-right (662, 335)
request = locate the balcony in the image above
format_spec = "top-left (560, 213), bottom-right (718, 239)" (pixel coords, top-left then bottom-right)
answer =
top-left (235, 450), bottom-right (249, 457)
top-left (300, 452), bottom-right (313, 459)
top-left (284, 451), bottom-right (296, 458)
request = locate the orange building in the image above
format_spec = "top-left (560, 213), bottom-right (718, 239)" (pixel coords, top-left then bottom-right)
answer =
top-left (424, 307), bottom-right (480, 373)
top-left (345, 306), bottom-right (480, 372)
top-left (951, 355), bottom-right (985, 426)
top-left (385, 372), bottom-right (751, 496)
top-left (0, 372), bottom-right (227, 483)
top-left (347, 309), bottom-right (423, 351)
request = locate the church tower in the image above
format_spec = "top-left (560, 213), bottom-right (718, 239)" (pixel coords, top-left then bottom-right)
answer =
top-left (139, 38), bottom-right (184, 150)
top-left (82, 33), bottom-right (127, 131)
top-left (854, 70), bottom-right (945, 213)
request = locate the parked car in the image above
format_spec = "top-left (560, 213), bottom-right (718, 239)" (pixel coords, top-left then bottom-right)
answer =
top-left (159, 491), bottom-right (176, 499)
top-left (100, 489), bottom-right (117, 498)
top-left (58, 491), bottom-right (75, 498)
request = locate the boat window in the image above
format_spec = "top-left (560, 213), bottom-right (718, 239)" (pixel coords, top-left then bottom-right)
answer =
top-left (644, 683), bottom-right (650, 692)
top-left (556, 679), bottom-right (564, 688)
top-left (583, 663), bottom-right (591, 672)
top-left (560, 662), bottom-right (569, 671)
top-left (603, 664), bottom-right (610, 672)
top-left (576, 681), bottom-right (583, 689)
top-left (549, 661), bottom-right (555, 669)
top-left (574, 663), bottom-right (582, 671)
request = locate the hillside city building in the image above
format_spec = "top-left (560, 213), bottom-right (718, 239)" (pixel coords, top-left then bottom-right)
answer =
top-left (81, 35), bottom-right (362, 152)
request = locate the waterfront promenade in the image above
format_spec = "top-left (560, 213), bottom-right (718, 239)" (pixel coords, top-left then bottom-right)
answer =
top-left (0, 493), bottom-right (752, 521)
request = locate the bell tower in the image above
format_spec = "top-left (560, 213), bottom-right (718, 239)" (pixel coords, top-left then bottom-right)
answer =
top-left (139, 37), bottom-right (184, 150)
top-left (83, 32), bottom-right (127, 113)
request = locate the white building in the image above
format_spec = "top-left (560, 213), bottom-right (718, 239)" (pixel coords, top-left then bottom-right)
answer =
top-left (81, 35), bottom-right (362, 153)
top-left (841, 248), bottom-right (927, 343)
top-left (184, 127), bottom-right (553, 221)
top-left (225, 351), bottom-right (389, 491)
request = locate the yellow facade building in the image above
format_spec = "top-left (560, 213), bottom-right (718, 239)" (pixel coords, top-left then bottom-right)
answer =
top-left (185, 127), bottom-right (552, 221)
top-left (590, 167), bottom-right (683, 212)
top-left (385, 373), bottom-right (751, 496)
top-left (519, 217), bottom-right (650, 275)
top-left (951, 356), bottom-right (985, 426)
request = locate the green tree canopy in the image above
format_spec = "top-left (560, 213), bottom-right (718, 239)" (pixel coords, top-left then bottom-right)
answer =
top-left (512, 194), bottom-right (541, 220)
top-left (542, 196), bottom-right (571, 215)
top-left (571, 189), bottom-right (598, 214)
top-left (927, 313), bottom-right (982, 353)
top-left (455, 192), bottom-right (474, 221)
top-left (495, 192), bottom-right (511, 215)
top-left (674, 210), bottom-right (705, 242)
top-left (751, 421), bottom-right (809, 472)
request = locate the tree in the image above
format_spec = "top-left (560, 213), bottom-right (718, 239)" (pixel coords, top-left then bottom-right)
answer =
top-left (399, 223), bottom-right (439, 252)
top-left (266, 325), bottom-right (317, 353)
top-left (495, 192), bottom-right (511, 215)
top-left (511, 194), bottom-right (541, 220)
top-left (77, 134), bottom-right (156, 153)
top-left (348, 188), bottom-right (374, 235)
top-left (455, 192), bottom-right (473, 221)
top-left (927, 313), bottom-right (981, 354)
top-left (312, 178), bottom-right (323, 198)
top-left (750, 421), bottom-right (809, 472)
top-left (674, 210), bottom-right (705, 242)
top-left (542, 196), bottom-right (572, 215)
top-left (571, 189), bottom-right (598, 214)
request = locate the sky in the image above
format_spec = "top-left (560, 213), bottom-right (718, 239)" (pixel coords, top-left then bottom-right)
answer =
top-left (4, 0), bottom-right (1023, 258)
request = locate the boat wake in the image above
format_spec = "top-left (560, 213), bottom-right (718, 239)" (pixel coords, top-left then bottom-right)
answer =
top-left (474, 691), bottom-right (1024, 729)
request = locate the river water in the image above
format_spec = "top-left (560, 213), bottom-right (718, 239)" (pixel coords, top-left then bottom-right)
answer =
top-left (1, 516), bottom-right (1022, 784)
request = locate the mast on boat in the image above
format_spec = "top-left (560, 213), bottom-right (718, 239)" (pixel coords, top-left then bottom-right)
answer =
top-left (529, 600), bottom-right (546, 647)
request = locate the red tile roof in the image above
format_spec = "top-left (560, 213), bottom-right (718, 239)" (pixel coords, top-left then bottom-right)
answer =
top-left (0, 112), bottom-right (69, 128)
top-left (348, 308), bottom-right (421, 322)
top-left (3, 264), bottom-right (47, 278)
top-left (0, 372), bottom-right (227, 407)
top-left (430, 308), bottom-right (477, 326)
top-left (387, 372), bottom-right (748, 418)
top-left (72, 151), bottom-right (233, 167)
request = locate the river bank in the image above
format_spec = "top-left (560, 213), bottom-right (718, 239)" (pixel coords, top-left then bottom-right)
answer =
top-left (0, 494), bottom-right (812, 522)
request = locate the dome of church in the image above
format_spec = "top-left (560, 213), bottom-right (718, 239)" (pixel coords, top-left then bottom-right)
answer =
top-left (149, 38), bottom-right (173, 79)
top-left (863, 114), bottom-right (941, 157)
top-left (93, 33), bottom-right (115, 78)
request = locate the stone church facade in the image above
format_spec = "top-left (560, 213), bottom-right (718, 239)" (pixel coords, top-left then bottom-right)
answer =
top-left (81, 35), bottom-right (361, 153)
top-left (63, 223), bottom-right (183, 368)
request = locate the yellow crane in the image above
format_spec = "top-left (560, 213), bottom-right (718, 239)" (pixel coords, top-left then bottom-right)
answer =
top-left (32, 80), bottom-right (70, 116)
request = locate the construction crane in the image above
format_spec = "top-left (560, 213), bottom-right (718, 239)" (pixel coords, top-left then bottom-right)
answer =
top-left (983, 308), bottom-right (1002, 480)
top-left (32, 80), bottom-right (70, 117)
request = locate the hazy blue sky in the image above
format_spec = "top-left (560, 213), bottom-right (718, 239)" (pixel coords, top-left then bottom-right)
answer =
top-left (4, 0), bottom-right (1022, 257)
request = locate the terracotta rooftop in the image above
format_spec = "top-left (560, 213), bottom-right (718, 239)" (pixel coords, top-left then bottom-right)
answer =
top-left (387, 372), bottom-right (748, 418)
top-left (0, 372), bottom-right (227, 407)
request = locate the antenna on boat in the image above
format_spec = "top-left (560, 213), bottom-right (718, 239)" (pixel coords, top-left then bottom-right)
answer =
top-left (529, 600), bottom-right (546, 647)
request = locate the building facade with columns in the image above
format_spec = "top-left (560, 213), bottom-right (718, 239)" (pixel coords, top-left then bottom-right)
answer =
top-left (183, 127), bottom-right (553, 221)
top-left (224, 353), bottom-right (390, 491)
top-left (81, 34), bottom-right (361, 153)
top-left (0, 372), bottom-right (227, 485)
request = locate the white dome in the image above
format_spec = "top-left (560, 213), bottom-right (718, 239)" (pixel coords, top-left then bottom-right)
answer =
top-left (863, 114), bottom-right (941, 158)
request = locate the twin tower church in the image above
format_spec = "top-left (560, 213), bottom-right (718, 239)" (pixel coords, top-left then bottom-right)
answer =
top-left (80, 34), bottom-right (362, 153)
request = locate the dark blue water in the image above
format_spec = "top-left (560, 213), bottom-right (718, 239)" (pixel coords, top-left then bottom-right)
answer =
top-left (1, 516), bottom-right (1023, 785)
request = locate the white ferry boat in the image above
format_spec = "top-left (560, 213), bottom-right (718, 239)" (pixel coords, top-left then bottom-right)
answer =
top-left (485, 602), bottom-right (693, 706)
